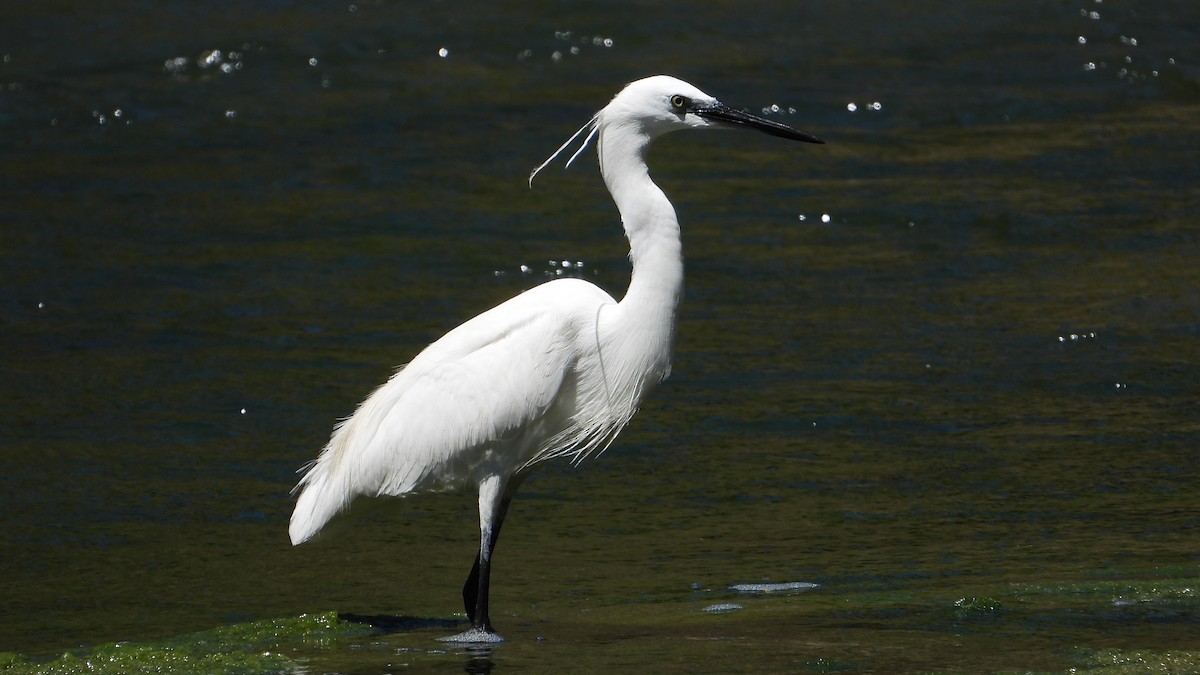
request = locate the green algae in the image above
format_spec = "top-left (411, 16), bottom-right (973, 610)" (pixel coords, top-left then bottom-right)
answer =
top-left (0, 612), bottom-right (374, 675)
top-left (1068, 648), bottom-right (1200, 674)
top-left (1, 646), bottom-right (291, 675)
top-left (1013, 577), bottom-right (1198, 607)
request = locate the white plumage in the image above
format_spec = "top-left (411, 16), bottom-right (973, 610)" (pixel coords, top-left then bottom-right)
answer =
top-left (289, 75), bottom-right (822, 641)
top-left (288, 279), bottom-right (632, 544)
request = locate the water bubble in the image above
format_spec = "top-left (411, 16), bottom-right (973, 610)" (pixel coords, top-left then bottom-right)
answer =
top-left (846, 102), bottom-right (858, 112)
top-left (517, 49), bottom-right (533, 61)
top-left (519, 265), bottom-right (532, 274)
top-left (437, 47), bottom-right (449, 58)
top-left (164, 56), bottom-right (189, 75)
top-left (551, 50), bottom-right (562, 62)
top-left (225, 109), bottom-right (237, 119)
top-left (569, 46), bottom-right (580, 55)
top-left (1083, 62), bottom-right (1097, 71)
top-left (308, 57), bottom-right (319, 66)
top-left (198, 49), bottom-right (223, 68)
top-left (798, 214), bottom-right (806, 221)
top-left (821, 213), bottom-right (831, 223)
top-left (1078, 36), bottom-right (1087, 45)
top-left (240, 408), bottom-right (247, 415)
top-left (869, 101), bottom-right (882, 111)
top-left (603, 38), bottom-right (613, 47)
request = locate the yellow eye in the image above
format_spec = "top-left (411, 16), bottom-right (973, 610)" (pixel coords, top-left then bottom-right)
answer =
top-left (670, 94), bottom-right (687, 110)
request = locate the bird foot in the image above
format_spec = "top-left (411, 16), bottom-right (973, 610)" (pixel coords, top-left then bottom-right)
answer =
top-left (438, 627), bottom-right (505, 644)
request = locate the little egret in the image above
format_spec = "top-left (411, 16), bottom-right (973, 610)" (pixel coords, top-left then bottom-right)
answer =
top-left (289, 74), bottom-right (823, 642)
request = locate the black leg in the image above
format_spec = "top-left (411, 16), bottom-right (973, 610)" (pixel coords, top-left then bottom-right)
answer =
top-left (442, 474), bottom-right (517, 643)
top-left (469, 478), bottom-right (512, 635)
top-left (473, 543), bottom-right (496, 633)
top-left (462, 554), bottom-right (481, 623)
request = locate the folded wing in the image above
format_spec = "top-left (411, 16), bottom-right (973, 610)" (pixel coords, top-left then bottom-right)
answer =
top-left (289, 282), bottom-right (610, 544)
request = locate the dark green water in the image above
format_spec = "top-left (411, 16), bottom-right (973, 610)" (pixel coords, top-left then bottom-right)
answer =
top-left (2, 1), bottom-right (1198, 672)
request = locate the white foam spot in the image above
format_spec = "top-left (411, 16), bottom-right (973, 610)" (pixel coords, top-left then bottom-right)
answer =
top-left (437, 628), bottom-right (505, 643)
top-left (702, 603), bottom-right (743, 614)
top-left (729, 581), bottom-right (820, 593)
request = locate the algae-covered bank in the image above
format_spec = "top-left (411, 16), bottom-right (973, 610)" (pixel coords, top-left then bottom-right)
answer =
top-left (0, 613), bottom-right (373, 675)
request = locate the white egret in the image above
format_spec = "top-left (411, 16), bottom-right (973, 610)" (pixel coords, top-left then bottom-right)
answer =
top-left (289, 74), bottom-right (823, 642)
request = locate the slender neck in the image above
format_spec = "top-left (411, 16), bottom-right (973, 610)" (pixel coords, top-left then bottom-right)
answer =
top-left (599, 124), bottom-right (684, 322)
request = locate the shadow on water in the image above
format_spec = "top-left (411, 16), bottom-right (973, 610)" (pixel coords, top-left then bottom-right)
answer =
top-left (337, 612), bottom-right (463, 635)
top-left (337, 613), bottom-right (497, 674)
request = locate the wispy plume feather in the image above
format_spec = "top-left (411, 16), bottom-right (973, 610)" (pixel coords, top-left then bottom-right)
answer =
top-left (528, 113), bottom-right (601, 187)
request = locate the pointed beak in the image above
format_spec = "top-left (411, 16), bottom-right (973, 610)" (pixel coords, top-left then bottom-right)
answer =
top-left (693, 101), bottom-right (824, 144)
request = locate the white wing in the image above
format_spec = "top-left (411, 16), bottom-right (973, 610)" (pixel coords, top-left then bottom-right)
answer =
top-left (289, 279), bottom-right (614, 544)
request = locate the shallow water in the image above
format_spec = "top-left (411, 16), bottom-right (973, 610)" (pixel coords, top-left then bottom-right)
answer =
top-left (2, 1), bottom-right (1198, 672)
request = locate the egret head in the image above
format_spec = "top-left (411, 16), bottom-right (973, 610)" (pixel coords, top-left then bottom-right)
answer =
top-left (598, 75), bottom-right (824, 143)
top-left (530, 74), bottom-right (823, 185)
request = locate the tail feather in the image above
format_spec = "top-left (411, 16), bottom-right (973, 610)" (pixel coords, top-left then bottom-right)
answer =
top-left (289, 405), bottom-right (386, 544)
top-left (288, 460), bottom-right (347, 545)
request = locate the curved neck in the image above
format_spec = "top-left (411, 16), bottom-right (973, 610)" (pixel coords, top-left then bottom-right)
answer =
top-left (599, 124), bottom-right (684, 321)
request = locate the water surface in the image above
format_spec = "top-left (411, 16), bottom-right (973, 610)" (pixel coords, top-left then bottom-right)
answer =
top-left (1, 1), bottom-right (1198, 671)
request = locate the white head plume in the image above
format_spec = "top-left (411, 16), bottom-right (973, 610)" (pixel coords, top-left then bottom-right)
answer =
top-left (528, 113), bottom-right (600, 187)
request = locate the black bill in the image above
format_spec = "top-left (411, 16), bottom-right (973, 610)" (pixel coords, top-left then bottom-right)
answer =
top-left (693, 101), bottom-right (824, 144)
